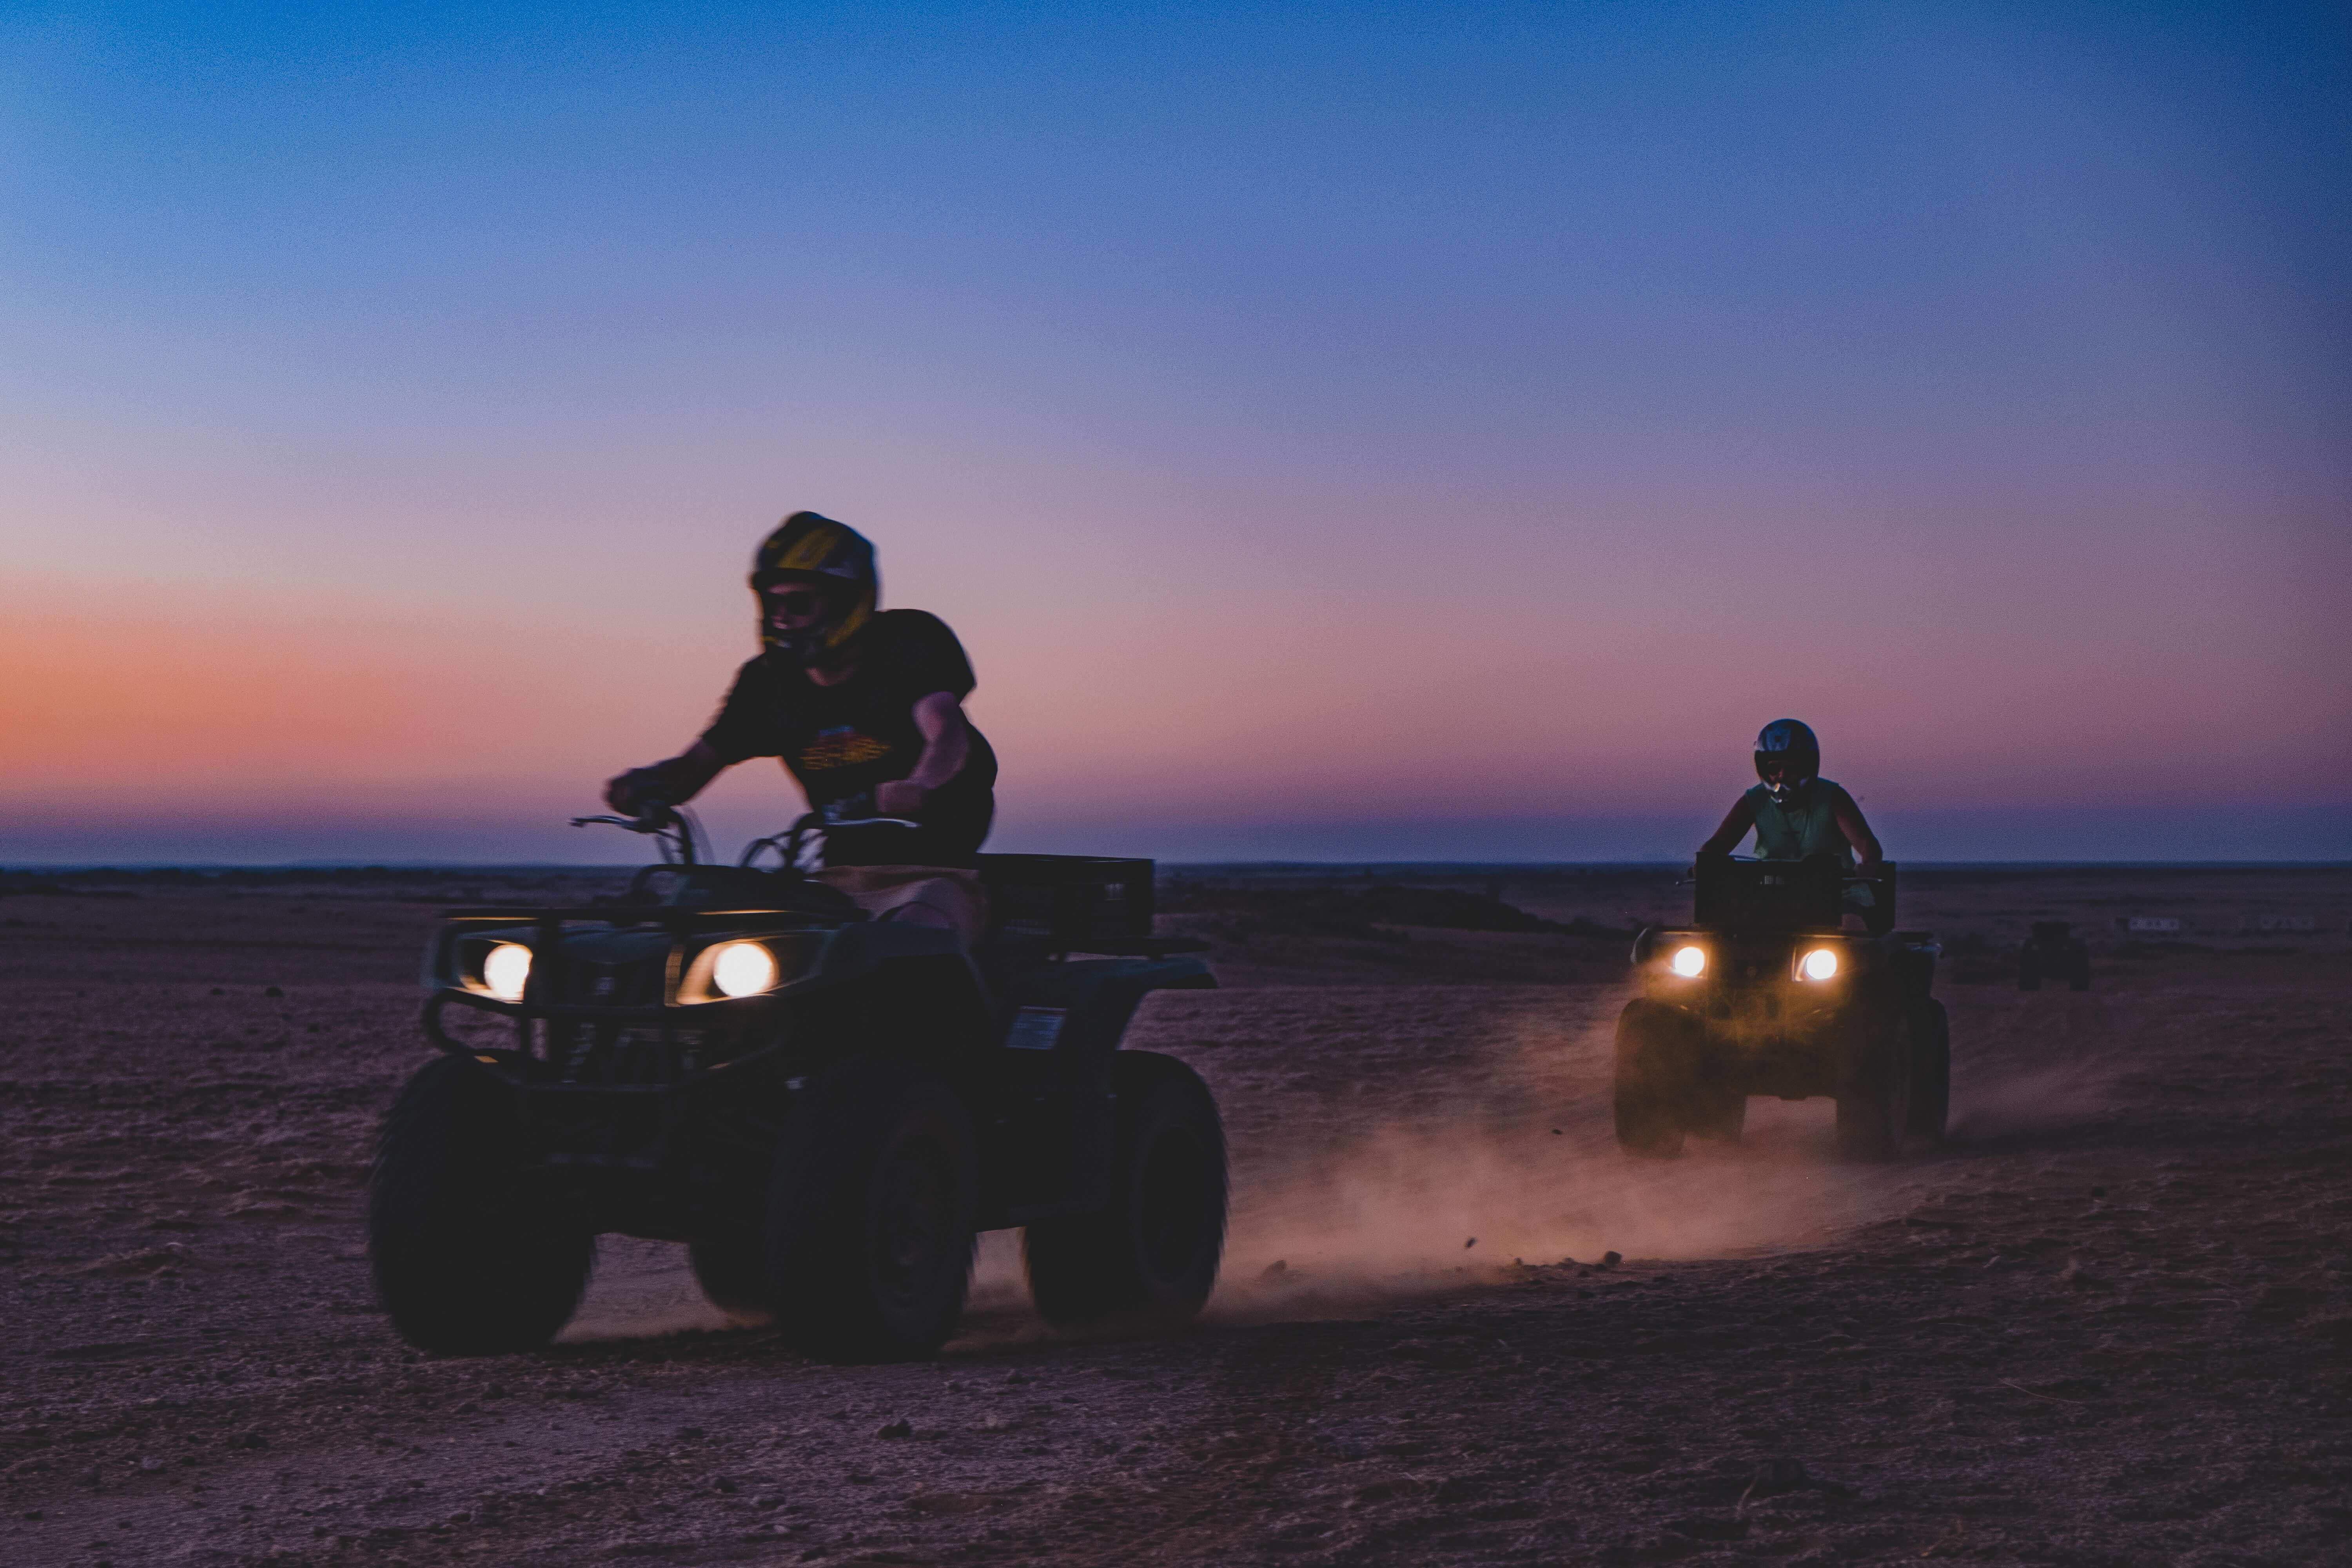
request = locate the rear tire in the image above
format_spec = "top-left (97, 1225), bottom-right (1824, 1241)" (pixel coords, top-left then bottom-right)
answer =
top-left (764, 1062), bottom-right (976, 1363)
top-left (1836, 1006), bottom-right (1917, 1163)
top-left (2018, 953), bottom-right (2042, 991)
top-left (1906, 1000), bottom-right (1950, 1147)
top-left (368, 1058), bottom-right (595, 1354)
top-left (1025, 1052), bottom-right (1228, 1329)
top-left (2067, 950), bottom-right (2091, 992)
top-left (1614, 1000), bottom-right (1700, 1158)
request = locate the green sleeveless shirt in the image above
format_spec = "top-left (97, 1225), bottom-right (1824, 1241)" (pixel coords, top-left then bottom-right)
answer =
top-left (1742, 778), bottom-right (1859, 866)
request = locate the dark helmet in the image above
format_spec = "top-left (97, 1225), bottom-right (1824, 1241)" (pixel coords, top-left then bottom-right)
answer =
top-left (1753, 719), bottom-right (1820, 801)
top-left (749, 512), bottom-right (877, 663)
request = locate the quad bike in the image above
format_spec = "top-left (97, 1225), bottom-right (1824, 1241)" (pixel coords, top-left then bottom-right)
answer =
top-left (367, 804), bottom-right (1225, 1361)
top-left (2018, 921), bottom-right (2091, 991)
top-left (1614, 855), bottom-right (1948, 1162)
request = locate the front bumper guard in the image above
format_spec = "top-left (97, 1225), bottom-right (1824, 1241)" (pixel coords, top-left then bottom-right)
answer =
top-left (423, 988), bottom-right (786, 1078)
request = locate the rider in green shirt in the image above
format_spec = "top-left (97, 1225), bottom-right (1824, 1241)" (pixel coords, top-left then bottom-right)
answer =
top-left (1698, 719), bottom-right (1886, 926)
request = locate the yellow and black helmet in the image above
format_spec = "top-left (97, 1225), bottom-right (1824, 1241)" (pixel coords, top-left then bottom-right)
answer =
top-left (750, 511), bottom-right (877, 661)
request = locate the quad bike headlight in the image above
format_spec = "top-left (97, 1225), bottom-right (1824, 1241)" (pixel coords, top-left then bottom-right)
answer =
top-left (1798, 947), bottom-right (1840, 981)
top-left (1669, 945), bottom-right (1707, 978)
top-left (675, 933), bottom-right (819, 1003)
top-left (710, 940), bottom-right (780, 998)
top-left (481, 942), bottom-right (533, 1002)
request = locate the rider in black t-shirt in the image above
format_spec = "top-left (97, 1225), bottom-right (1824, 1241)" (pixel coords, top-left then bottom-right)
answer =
top-left (604, 512), bottom-right (997, 869)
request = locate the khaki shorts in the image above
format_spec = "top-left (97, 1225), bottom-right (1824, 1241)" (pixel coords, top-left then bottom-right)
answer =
top-left (812, 866), bottom-right (990, 949)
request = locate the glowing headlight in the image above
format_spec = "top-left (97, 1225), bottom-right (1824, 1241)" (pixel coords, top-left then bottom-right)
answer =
top-left (482, 942), bottom-right (533, 1002)
top-left (711, 941), bottom-right (780, 998)
top-left (1669, 945), bottom-right (1707, 978)
top-left (1800, 947), bottom-right (1839, 981)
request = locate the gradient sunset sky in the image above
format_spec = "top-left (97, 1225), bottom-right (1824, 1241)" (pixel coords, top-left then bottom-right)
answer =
top-left (4, 1), bottom-right (2347, 864)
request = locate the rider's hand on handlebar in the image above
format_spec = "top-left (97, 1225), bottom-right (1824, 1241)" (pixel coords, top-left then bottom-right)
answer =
top-left (874, 780), bottom-right (929, 817)
top-left (605, 767), bottom-right (670, 817)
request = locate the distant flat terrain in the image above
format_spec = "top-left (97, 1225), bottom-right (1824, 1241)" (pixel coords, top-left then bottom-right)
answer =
top-left (2, 864), bottom-right (2348, 1566)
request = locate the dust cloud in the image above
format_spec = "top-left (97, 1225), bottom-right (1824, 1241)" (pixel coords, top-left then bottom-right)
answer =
top-left (1185, 1002), bottom-right (1902, 1323)
top-left (1945, 992), bottom-right (2122, 1143)
top-left (1205, 1108), bottom-right (1892, 1322)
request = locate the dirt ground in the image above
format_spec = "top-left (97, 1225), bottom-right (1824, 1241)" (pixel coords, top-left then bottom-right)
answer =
top-left (3, 865), bottom-right (2349, 1566)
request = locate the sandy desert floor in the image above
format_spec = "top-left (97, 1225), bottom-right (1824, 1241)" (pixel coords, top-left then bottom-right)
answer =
top-left (2, 864), bottom-right (2348, 1566)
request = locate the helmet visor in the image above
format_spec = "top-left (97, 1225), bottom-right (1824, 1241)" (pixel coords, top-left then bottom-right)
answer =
top-left (1754, 751), bottom-right (1817, 781)
top-left (761, 581), bottom-right (832, 619)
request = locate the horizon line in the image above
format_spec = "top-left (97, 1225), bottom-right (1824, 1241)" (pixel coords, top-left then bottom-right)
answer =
top-left (6, 858), bottom-right (2348, 875)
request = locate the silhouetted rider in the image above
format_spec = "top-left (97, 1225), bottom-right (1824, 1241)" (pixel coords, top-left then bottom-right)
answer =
top-left (605, 512), bottom-right (996, 936)
top-left (1698, 719), bottom-right (1884, 929)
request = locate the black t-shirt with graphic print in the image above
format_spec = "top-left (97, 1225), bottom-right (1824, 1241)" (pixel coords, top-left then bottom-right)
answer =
top-left (699, 610), bottom-right (997, 866)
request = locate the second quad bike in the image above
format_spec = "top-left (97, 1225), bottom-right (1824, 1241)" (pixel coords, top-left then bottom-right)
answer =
top-left (368, 807), bottom-right (1226, 1362)
top-left (2018, 921), bottom-right (2091, 991)
top-left (1614, 855), bottom-right (1948, 1162)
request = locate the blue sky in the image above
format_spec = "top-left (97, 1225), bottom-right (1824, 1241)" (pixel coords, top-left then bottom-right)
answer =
top-left (3, 2), bottom-right (2347, 862)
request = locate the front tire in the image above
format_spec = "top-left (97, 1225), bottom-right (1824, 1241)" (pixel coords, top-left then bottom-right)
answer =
top-left (765, 1062), bottom-right (977, 1363)
top-left (368, 1058), bottom-right (595, 1354)
top-left (1614, 1000), bottom-right (1701, 1158)
top-left (1026, 1052), bottom-right (1228, 1329)
top-left (1836, 1005), bottom-right (1917, 1163)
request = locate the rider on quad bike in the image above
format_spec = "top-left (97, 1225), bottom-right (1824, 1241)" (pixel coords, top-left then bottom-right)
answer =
top-left (1611, 717), bottom-right (1947, 1162)
top-left (367, 521), bottom-right (1227, 1362)
top-left (606, 510), bottom-right (997, 941)
top-left (1697, 719), bottom-right (1885, 930)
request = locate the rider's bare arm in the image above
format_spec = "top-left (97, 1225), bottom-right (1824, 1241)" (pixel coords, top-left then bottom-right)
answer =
top-left (1833, 793), bottom-right (1885, 870)
top-left (605, 742), bottom-right (725, 815)
top-left (1697, 796), bottom-right (1756, 858)
top-left (875, 691), bottom-right (971, 816)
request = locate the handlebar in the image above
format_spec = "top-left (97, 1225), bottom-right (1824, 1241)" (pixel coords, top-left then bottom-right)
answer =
top-left (571, 800), bottom-right (704, 865)
top-left (736, 810), bottom-right (924, 873)
top-left (575, 799), bottom-right (922, 875)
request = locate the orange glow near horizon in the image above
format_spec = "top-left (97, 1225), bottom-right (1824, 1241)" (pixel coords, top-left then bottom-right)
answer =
top-left (0, 576), bottom-right (698, 806)
top-left (5, 567), bottom-right (2343, 845)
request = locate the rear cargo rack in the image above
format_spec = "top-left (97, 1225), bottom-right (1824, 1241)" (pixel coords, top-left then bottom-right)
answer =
top-left (976, 855), bottom-right (1157, 951)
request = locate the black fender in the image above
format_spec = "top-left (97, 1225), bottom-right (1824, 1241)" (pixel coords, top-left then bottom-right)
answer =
top-left (981, 957), bottom-right (1217, 1227)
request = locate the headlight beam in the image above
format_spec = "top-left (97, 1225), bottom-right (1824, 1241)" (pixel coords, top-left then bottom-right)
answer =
top-left (482, 942), bottom-right (533, 1002)
top-left (711, 941), bottom-right (780, 998)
